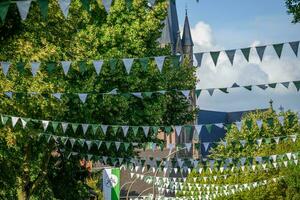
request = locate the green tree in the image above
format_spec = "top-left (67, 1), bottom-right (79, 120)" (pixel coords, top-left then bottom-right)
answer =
top-left (0, 0), bottom-right (196, 199)
top-left (286, 0), bottom-right (300, 23)
top-left (182, 110), bottom-right (300, 199)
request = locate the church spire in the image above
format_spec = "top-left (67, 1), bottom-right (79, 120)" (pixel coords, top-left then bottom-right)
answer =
top-left (182, 10), bottom-right (194, 47)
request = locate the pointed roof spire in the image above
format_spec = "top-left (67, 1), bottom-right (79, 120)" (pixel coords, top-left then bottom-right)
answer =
top-left (176, 30), bottom-right (183, 54)
top-left (182, 10), bottom-right (194, 47)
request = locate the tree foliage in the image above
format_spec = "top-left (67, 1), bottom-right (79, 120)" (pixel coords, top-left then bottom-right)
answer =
top-left (0, 0), bottom-right (196, 199)
top-left (183, 110), bottom-right (300, 199)
top-left (286, 0), bottom-right (300, 23)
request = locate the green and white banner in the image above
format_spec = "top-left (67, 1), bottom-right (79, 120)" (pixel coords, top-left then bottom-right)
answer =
top-left (103, 168), bottom-right (121, 200)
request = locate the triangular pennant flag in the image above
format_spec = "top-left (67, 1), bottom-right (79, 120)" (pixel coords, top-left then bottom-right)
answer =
top-left (91, 125), bottom-right (99, 134)
top-left (185, 143), bottom-right (192, 152)
top-left (52, 122), bottom-right (59, 131)
top-left (225, 49), bottom-right (236, 65)
top-left (154, 56), bottom-right (165, 72)
top-left (4, 91), bottom-right (13, 99)
top-left (290, 135), bottom-right (297, 143)
top-left (142, 126), bottom-right (150, 137)
top-left (257, 84), bottom-right (268, 90)
top-left (256, 120), bottom-right (263, 129)
top-left (61, 61), bottom-right (71, 75)
top-left (205, 124), bottom-right (213, 133)
top-left (122, 126), bottom-right (129, 137)
top-left (102, 0), bottom-right (113, 13)
top-left (81, 124), bottom-right (89, 135)
top-left (42, 120), bottom-right (49, 131)
top-left (273, 43), bottom-right (284, 58)
top-left (71, 123), bottom-right (79, 132)
top-left (241, 47), bottom-right (251, 62)
top-left (235, 121), bottom-right (242, 131)
top-left (181, 90), bottom-right (190, 99)
top-left (210, 51), bottom-right (220, 66)
top-left (256, 138), bottom-right (263, 146)
top-left (293, 81), bottom-right (300, 91)
top-left (274, 137), bottom-right (280, 144)
top-left (269, 83), bottom-right (277, 88)
top-left (194, 53), bottom-right (203, 67)
top-left (80, 0), bottom-right (90, 11)
top-left (85, 140), bottom-right (92, 150)
top-left (175, 126), bottom-right (182, 137)
top-left (38, 0), bottom-right (48, 19)
top-left (207, 89), bottom-right (214, 96)
top-left (20, 118), bottom-right (29, 129)
top-left (78, 93), bottom-right (88, 103)
top-left (289, 41), bottom-right (299, 56)
top-left (203, 142), bottom-right (210, 152)
top-left (132, 92), bottom-right (143, 98)
top-left (115, 142), bottom-right (121, 151)
top-left (0, 1), bottom-right (10, 23)
top-left (281, 82), bottom-right (290, 88)
top-left (122, 58), bottom-right (134, 74)
top-left (195, 89), bottom-right (201, 99)
top-left (58, 0), bottom-right (71, 18)
top-left (194, 125), bottom-right (202, 136)
top-left (16, 0), bottom-right (32, 20)
top-left (31, 62), bottom-right (40, 77)
top-left (139, 58), bottom-right (149, 71)
top-left (52, 93), bottom-right (62, 100)
top-left (93, 60), bottom-right (103, 75)
top-left (101, 125), bottom-right (108, 134)
top-left (105, 141), bottom-right (111, 149)
top-left (244, 85), bottom-right (252, 91)
top-left (240, 140), bottom-right (247, 147)
top-left (219, 88), bottom-right (228, 93)
top-left (278, 116), bottom-right (284, 126)
top-left (1, 62), bottom-right (10, 76)
top-left (215, 123), bottom-right (224, 128)
top-left (69, 138), bottom-right (76, 147)
top-left (61, 122), bottom-right (69, 133)
top-left (255, 46), bottom-right (266, 62)
top-left (11, 117), bottom-right (19, 127)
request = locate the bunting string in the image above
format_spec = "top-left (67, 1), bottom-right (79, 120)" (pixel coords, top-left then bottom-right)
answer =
top-left (1, 113), bottom-right (299, 138)
top-left (0, 41), bottom-right (299, 77)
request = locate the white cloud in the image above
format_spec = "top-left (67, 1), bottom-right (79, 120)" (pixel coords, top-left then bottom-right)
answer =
top-left (191, 21), bottom-right (215, 51)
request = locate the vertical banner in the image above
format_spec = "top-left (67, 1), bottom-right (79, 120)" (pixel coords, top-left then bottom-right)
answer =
top-left (103, 168), bottom-right (120, 200)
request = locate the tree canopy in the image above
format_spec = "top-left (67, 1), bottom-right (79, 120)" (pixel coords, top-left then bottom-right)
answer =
top-left (0, 0), bottom-right (197, 199)
top-left (286, 0), bottom-right (300, 23)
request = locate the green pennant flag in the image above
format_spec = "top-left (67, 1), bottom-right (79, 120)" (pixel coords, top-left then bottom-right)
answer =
top-left (38, 0), bottom-right (48, 19)
top-left (164, 126), bottom-right (172, 134)
top-left (124, 142), bottom-right (130, 151)
top-left (171, 55), bottom-right (181, 68)
top-left (195, 89), bottom-right (201, 98)
top-left (241, 47), bottom-right (251, 62)
top-left (143, 92), bottom-right (152, 98)
top-left (78, 139), bottom-right (85, 147)
top-left (112, 126), bottom-right (119, 135)
top-left (46, 62), bottom-right (56, 74)
top-left (265, 138), bottom-right (271, 144)
top-left (91, 124), bottom-right (99, 134)
top-left (132, 126), bottom-right (139, 136)
top-left (210, 51), bottom-right (220, 66)
top-left (60, 136), bottom-right (69, 145)
top-left (16, 62), bottom-right (25, 74)
top-left (80, 0), bottom-right (90, 11)
top-left (244, 85), bottom-right (252, 91)
top-left (1, 115), bottom-right (8, 125)
top-left (139, 58), bottom-right (149, 71)
top-left (0, 1), bottom-right (10, 23)
top-left (293, 81), bottom-right (300, 91)
top-left (109, 59), bottom-right (117, 72)
top-left (245, 120), bottom-right (252, 129)
top-left (267, 118), bottom-right (274, 127)
top-left (79, 61), bottom-right (87, 74)
top-left (94, 140), bottom-right (102, 149)
top-left (52, 122), bottom-right (59, 131)
top-left (184, 125), bottom-right (193, 134)
top-left (205, 124), bottom-right (213, 133)
top-left (268, 83), bottom-right (277, 88)
top-left (72, 123), bottom-right (79, 132)
top-left (152, 126), bottom-right (159, 134)
top-left (105, 141), bottom-right (111, 150)
top-left (219, 88), bottom-right (228, 93)
top-left (273, 43), bottom-right (284, 58)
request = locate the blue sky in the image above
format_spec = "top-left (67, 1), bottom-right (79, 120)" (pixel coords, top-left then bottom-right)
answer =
top-left (174, 0), bottom-right (300, 112)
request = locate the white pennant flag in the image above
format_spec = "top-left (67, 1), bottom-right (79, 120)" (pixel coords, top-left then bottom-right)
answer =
top-left (78, 93), bottom-right (88, 103)
top-left (85, 140), bottom-right (92, 150)
top-left (142, 126), bottom-right (150, 137)
top-left (4, 91), bottom-right (13, 98)
top-left (121, 126), bottom-right (129, 137)
top-left (271, 155), bottom-right (277, 162)
top-left (154, 56), bottom-right (166, 72)
top-left (181, 90), bottom-right (190, 99)
top-left (256, 120), bottom-right (263, 129)
top-left (256, 138), bottom-right (263, 146)
top-left (42, 120), bottom-right (49, 131)
top-left (101, 125), bottom-right (108, 134)
top-left (185, 143), bottom-right (192, 152)
top-left (115, 142), bottom-right (121, 151)
top-left (61, 122), bottom-right (69, 133)
top-left (93, 60), bottom-right (103, 75)
top-left (122, 58), bottom-right (134, 74)
top-left (52, 93), bottom-right (62, 100)
top-left (132, 92), bottom-right (143, 98)
top-left (81, 124), bottom-right (89, 135)
top-left (20, 118), bottom-right (28, 128)
top-left (290, 135), bottom-right (297, 142)
top-left (215, 123), bottom-right (224, 128)
top-left (12, 117), bottom-right (19, 127)
top-left (240, 140), bottom-right (246, 147)
top-left (194, 125), bottom-right (202, 136)
top-left (59, 0), bottom-right (71, 18)
top-left (175, 126), bottom-right (182, 136)
top-left (61, 61), bottom-right (71, 75)
top-left (278, 116), bottom-right (284, 126)
top-left (274, 137), bottom-right (280, 144)
top-left (102, 0), bottom-right (113, 13)
top-left (286, 152), bottom-right (292, 160)
top-left (31, 62), bottom-right (40, 77)
top-left (203, 142), bottom-right (210, 152)
top-left (16, 0), bottom-right (32, 20)
top-left (1, 62), bottom-right (10, 76)
top-left (235, 121), bottom-right (242, 131)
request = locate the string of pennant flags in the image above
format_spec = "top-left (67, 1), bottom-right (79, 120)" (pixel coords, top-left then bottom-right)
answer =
top-left (0, 0), bottom-right (158, 22)
top-left (0, 41), bottom-right (299, 78)
top-left (1, 113), bottom-right (299, 137)
top-left (64, 150), bottom-right (299, 172)
top-left (1, 80), bottom-right (300, 104)
top-left (40, 132), bottom-right (299, 153)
